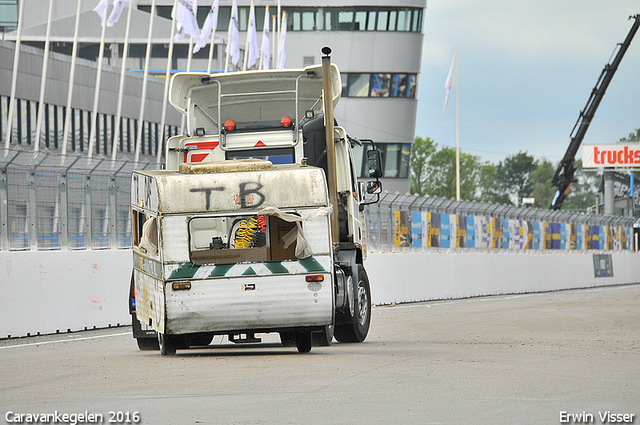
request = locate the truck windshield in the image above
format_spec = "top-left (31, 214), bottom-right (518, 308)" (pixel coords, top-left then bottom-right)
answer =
top-left (226, 147), bottom-right (294, 164)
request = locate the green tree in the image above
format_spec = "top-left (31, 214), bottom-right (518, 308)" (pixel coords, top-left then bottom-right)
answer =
top-left (410, 136), bottom-right (481, 200)
top-left (618, 128), bottom-right (640, 143)
top-left (563, 159), bottom-right (599, 211)
top-left (424, 147), bottom-right (481, 200)
top-left (531, 159), bottom-right (556, 209)
top-left (410, 136), bottom-right (437, 196)
top-left (496, 151), bottom-right (538, 205)
top-left (478, 163), bottom-right (512, 205)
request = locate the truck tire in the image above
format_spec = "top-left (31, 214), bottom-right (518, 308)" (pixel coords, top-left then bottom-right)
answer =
top-left (158, 333), bottom-right (177, 356)
top-left (296, 331), bottom-right (312, 353)
top-left (334, 265), bottom-right (371, 343)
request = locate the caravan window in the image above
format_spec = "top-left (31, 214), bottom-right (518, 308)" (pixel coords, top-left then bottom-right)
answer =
top-left (189, 214), bottom-right (298, 265)
top-left (132, 209), bottom-right (159, 257)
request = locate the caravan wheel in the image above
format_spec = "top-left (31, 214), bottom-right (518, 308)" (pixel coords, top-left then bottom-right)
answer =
top-left (158, 333), bottom-right (177, 356)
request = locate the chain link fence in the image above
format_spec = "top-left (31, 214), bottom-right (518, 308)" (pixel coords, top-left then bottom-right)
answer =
top-left (1, 147), bottom-right (636, 252)
top-left (0, 148), bottom-right (158, 251)
top-left (365, 192), bottom-right (637, 253)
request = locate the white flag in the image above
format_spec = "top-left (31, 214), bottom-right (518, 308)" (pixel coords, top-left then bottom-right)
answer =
top-left (259, 5), bottom-right (270, 70)
top-left (443, 51), bottom-right (457, 112)
top-left (107, 0), bottom-right (129, 27)
top-left (194, 0), bottom-right (219, 53)
top-left (94, 0), bottom-right (110, 26)
top-left (173, 0), bottom-right (201, 47)
top-left (277, 11), bottom-right (287, 69)
top-left (245, 1), bottom-right (260, 69)
top-left (226, 0), bottom-right (240, 67)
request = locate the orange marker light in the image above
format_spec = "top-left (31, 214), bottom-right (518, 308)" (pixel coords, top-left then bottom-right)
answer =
top-left (224, 119), bottom-right (236, 131)
top-left (305, 275), bottom-right (324, 282)
top-left (281, 116), bottom-right (292, 127)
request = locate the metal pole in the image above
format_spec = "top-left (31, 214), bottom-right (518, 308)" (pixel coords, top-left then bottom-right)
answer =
top-left (4, 0), bottom-right (25, 150)
top-left (111, 0), bottom-right (135, 161)
top-left (34, 0), bottom-right (55, 153)
top-left (321, 47), bottom-right (339, 250)
top-left (276, 0), bottom-right (281, 64)
top-left (62, 0), bottom-right (83, 155)
top-left (455, 49), bottom-right (460, 201)
top-left (135, 0), bottom-right (157, 163)
top-left (158, 0), bottom-right (178, 165)
top-left (271, 14), bottom-right (276, 70)
top-left (629, 172), bottom-right (636, 217)
top-left (0, 150), bottom-right (20, 251)
top-left (604, 171), bottom-right (615, 215)
top-left (88, 9), bottom-right (109, 158)
top-left (206, 0), bottom-right (219, 74)
top-left (180, 36), bottom-right (195, 135)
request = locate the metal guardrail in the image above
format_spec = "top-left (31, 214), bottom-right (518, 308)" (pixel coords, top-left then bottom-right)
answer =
top-left (1, 148), bottom-right (635, 252)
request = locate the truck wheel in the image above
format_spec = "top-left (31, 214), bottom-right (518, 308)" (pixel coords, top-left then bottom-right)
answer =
top-left (158, 333), bottom-right (177, 356)
top-left (296, 331), bottom-right (312, 353)
top-left (136, 337), bottom-right (159, 351)
top-left (312, 325), bottom-right (334, 346)
top-left (334, 265), bottom-right (371, 343)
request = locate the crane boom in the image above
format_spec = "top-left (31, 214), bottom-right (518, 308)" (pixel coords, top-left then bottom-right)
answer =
top-left (550, 14), bottom-right (640, 210)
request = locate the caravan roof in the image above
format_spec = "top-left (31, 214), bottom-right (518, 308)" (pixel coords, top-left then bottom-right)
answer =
top-left (169, 64), bottom-right (342, 137)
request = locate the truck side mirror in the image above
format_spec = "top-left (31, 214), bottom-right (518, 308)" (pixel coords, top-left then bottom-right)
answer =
top-left (367, 149), bottom-right (383, 178)
top-left (366, 181), bottom-right (382, 195)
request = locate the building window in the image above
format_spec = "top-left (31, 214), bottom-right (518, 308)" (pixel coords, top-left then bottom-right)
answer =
top-left (341, 73), bottom-right (418, 99)
top-left (0, 1), bottom-right (19, 30)
top-left (348, 74), bottom-right (370, 97)
top-left (371, 74), bottom-right (391, 97)
top-left (142, 6), bottom-right (423, 33)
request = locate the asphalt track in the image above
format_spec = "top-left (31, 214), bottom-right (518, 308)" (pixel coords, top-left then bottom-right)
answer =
top-left (1, 284), bottom-right (639, 425)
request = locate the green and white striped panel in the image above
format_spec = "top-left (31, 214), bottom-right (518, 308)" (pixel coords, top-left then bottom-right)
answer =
top-left (165, 256), bottom-right (331, 280)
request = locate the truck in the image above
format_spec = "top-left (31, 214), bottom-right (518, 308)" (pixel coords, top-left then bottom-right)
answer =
top-left (129, 48), bottom-right (383, 355)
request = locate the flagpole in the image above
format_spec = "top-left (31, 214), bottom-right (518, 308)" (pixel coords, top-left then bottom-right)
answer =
top-left (271, 14), bottom-right (276, 70)
top-left (238, 7), bottom-right (253, 71)
top-left (158, 0), bottom-right (178, 165)
top-left (181, 36), bottom-right (194, 134)
top-left (207, 24), bottom-right (217, 74)
top-left (62, 0), bottom-right (83, 156)
top-left (111, 0), bottom-right (134, 161)
top-left (276, 0), bottom-right (281, 68)
top-left (135, 0), bottom-right (157, 163)
top-left (88, 7), bottom-right (108, 159)
top-left (224, 38), bottom-right (230, 73)
top-left (224, 0), bottom-right (233, 73)
top-left (276, 0), bottom-right (281, 63)
top-left (34, 0), bottom-right (55, 153)
top-left (4, 0), bottom-right (25, 150)
top-left (259, 5), bottom-right (269, 70)
top-left (277, 11), bottom-right (286, 69)
top-left (455, 49), bottom-right (460, 201)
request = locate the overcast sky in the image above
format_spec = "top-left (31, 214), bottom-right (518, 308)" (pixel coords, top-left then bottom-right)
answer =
top-left (415, 1), bottom-right (640, 165)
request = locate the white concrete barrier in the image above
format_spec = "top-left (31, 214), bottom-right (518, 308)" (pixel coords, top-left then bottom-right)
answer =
top-left (365, 251), bottom-right (640, 305)
top-left (0, 250), bottom-right (132, 339)
top-left (1, 250), bottom-right (638, 338)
